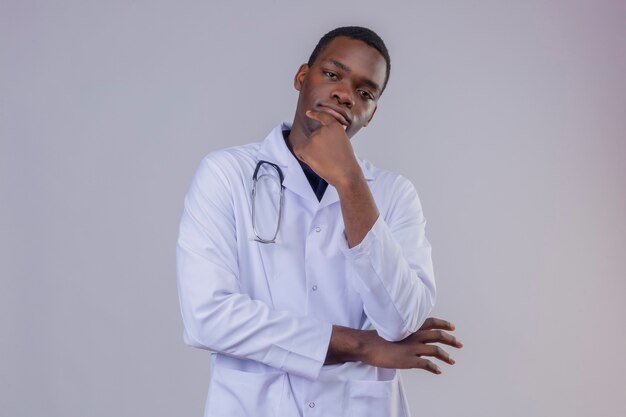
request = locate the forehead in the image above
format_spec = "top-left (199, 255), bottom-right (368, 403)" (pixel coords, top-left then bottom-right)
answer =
top-left (315, 36), bottom-right (387, 88)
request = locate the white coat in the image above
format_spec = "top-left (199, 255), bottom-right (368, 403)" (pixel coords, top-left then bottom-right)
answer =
top-left (176, 122), bottom-right (436, 417)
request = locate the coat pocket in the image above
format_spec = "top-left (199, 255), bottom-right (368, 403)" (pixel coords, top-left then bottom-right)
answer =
top-left (205, 365), bottom-right (286, 417)
top-left (347, 375), bottom-right (402, 417)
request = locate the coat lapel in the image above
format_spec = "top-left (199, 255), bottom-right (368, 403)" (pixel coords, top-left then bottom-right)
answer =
top-left (252, 123), bottom-right (315, 312)
top-left (256, 123), bottom-right (319, 205)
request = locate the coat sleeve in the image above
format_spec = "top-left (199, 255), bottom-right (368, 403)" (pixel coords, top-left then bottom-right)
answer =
top-left (176, 155), bottom-right (332, 380)
top-left (340, 174), bottom-right (436, 342)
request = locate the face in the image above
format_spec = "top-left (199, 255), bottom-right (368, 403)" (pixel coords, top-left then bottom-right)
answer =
top-left (293, 36), bottom-right (387, 139)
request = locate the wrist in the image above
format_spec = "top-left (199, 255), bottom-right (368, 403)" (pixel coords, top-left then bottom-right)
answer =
top-left (325, 325), bottom-right (378, 365)
top-left (335, 171), bottom-right (366, 195)
top-left (357, 329), bottom-right (384, 364)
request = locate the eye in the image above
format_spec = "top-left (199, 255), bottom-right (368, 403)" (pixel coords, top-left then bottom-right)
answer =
top-left (358, 90), bottom-right (374, 100)
top-left (324, 71), bottom-right (338, 80)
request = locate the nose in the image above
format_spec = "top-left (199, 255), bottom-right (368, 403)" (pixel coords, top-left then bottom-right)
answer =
top-left (332, 84), bottom-right (355, 108)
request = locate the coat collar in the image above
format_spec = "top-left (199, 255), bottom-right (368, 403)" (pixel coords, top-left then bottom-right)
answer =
top-left (256, 122), bottom-right (374, 206)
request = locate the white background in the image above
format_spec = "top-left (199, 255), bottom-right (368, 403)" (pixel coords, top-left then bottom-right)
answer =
top-left (1, 1), bottom-right (625, 416)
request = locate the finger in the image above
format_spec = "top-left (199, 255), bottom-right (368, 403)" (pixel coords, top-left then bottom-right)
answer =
top-left (419, 317), bottom-right (456, 331)
top-left (414, 330), bottom-right (464, 348)
top-left (416, 344), bottom-right (456, 365)
top-left (305, 110), bottom-right (336, 127)
top-left (414, 357), bottom-right (442, 375)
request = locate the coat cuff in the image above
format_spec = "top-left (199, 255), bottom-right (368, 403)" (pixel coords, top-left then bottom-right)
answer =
top-left (263, 321), bottom-right (333, 381)
top-left (340, 215), bottom-right (384, 264)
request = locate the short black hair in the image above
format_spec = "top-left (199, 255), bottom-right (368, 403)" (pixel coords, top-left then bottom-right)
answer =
top-left (307, 26), bottom-right (391, 92)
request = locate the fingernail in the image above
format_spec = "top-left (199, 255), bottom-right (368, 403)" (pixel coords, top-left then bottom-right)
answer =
top-left (436, 367), bottom-right (442, 374)
top-left (450, 358), bottom-right (456, 364)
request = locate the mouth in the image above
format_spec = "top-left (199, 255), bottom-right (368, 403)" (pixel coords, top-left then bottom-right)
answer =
top-left (317, 104), bottom-right (351, 128)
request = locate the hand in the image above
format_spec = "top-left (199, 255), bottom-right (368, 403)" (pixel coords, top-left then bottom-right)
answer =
top-left (291, 110), bottom-right (363, 187)
top-left (362, 317), bottom-right (463, 374)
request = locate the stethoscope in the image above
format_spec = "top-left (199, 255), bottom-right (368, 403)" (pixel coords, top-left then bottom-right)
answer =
top-left (251, 160), bottom-right (285, 244)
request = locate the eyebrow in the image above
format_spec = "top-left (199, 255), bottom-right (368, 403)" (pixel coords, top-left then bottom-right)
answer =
top-left (326, 59), bottom-right (382, 95)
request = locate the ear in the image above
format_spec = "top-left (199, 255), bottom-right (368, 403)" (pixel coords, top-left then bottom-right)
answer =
top-left (294, 64), bottom-right (309, 91)
top-left (363, 105), bottom-right (378, 127)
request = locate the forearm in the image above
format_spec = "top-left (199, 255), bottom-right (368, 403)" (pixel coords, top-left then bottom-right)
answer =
top-left (324, 325), bottom-right (380, 365)
top-left (325, 321), bottom-right (459, 373)
top-left (336, 174), bottom-right (379, 248)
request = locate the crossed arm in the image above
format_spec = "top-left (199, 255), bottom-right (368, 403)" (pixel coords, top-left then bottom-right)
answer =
top-left (291, 110), bottom-right (462, 374)
top-left (327, 318), bottom-right (462, 374)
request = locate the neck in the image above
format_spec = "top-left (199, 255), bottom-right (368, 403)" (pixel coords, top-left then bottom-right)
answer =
top-left (286, 109), bottom-right (315, 152)
top-left (285, 124), bottom-right (305, 152)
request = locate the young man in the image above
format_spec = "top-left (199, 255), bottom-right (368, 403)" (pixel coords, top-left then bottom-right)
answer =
top-left (177, 26), bottom-right (462, 417)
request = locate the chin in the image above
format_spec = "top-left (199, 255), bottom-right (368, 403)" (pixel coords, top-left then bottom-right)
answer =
top-left (304, 115), bottom-right (323, 132)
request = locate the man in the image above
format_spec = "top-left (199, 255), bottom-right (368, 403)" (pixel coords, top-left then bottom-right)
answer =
top-left (177, 26), bottom-right (462, 416)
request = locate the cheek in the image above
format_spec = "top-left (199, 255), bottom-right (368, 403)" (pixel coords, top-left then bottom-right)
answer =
top-left (363, 101), bottom-right (376, 118)
top-left (299, 83), bottom-right (316, 102)
top-left (297, 87), bottom-right (313, 107)
top-left (356, 105), bottom-right (375, 122)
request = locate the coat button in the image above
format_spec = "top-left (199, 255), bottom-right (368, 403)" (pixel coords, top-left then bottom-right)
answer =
top-left (312, 285), bottom-right (318, 291)
top-left (314, 226), bottom-right (321, 232)
top-left (308, 401), bottom-right (315, 408)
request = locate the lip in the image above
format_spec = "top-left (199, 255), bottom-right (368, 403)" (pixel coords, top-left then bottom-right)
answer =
top-left (317, 104), bottom-right (352, 127)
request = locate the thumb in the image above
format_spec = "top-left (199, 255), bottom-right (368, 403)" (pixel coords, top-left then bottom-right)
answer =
top-left (305, 110), bottom-right (330, 126)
